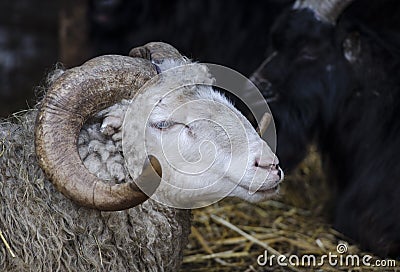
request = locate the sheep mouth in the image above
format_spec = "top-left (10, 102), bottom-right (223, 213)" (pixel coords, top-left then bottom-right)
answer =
top-left (255, 184), bottom-right (280, 194)
top-left (237, 182), bottom-right (281, 195)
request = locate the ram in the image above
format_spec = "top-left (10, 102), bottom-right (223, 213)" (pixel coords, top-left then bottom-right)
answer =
top-left (249, 0), bottom-right (400, 257)
top-left (0, 42), bottom-right (282, 270)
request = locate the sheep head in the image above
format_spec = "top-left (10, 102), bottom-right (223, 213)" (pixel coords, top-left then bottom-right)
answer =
top-left (35, 42), bottom-right (282, 210)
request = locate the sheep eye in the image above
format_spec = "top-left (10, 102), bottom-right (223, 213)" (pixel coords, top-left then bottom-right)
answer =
top-left (152, 120), bottom-right (176, 130)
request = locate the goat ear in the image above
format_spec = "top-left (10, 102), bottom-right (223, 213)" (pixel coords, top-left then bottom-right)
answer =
top-left (343, 31), bottom-right (361, 64)
top-left (257, 112), bottom-right (272, 137)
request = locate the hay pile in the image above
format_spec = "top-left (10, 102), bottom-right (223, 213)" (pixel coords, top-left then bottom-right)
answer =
top-left (181, 148), bottom-right (400, 271)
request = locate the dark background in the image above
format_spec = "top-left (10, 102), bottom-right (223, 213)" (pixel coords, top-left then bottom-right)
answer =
top-left (0, 0), bottom-right (292, 117)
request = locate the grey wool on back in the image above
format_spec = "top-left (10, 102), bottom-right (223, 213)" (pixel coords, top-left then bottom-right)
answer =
top-left (0, 109), bottom-right (191, 271)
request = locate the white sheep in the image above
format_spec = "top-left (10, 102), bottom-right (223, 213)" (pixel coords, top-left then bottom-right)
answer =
top-left (0, 42), bottom-right (282, 271)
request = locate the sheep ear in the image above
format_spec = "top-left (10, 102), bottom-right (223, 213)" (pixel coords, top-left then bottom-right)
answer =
top-left (257, 112), bottom-right (272, 137)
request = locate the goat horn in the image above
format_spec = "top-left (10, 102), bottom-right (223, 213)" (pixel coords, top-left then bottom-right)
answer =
top-left (293, 0), bottom-right (354, 24)
top-left (35, 55), bottom-right (158, 211)
top-left (129, 42), bottom-right (183, 64)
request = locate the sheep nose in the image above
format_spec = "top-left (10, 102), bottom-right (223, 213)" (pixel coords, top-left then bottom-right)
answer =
top-left (255, 161), bottom-right (284, 182)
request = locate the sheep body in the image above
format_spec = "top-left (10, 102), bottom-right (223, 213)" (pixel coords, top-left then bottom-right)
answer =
top-left (0, 108), bottom-right (191, 271)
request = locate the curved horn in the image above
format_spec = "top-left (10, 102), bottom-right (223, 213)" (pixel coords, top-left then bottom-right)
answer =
top-left (35, 55), bottom-right (158, 211)
top-left (129, 42), bottom-right (183, 64)
top-left (293, 0), bottom-right (354, 24)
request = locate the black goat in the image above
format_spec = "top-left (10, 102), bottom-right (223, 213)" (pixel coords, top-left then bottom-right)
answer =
top-left (249, 0), bottom-right (400, 257)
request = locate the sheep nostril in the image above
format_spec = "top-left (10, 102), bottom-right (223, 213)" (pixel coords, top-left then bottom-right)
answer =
top-left (254, 159), bottom-right (272, 168)
top-left (254, 159), bottom-right (276, 170)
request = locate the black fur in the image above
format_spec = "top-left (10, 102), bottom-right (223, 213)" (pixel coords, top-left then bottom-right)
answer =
top-left (250, 0), bottom-right (400, 257)
top-left (88, 0), bottom-right (291, 76)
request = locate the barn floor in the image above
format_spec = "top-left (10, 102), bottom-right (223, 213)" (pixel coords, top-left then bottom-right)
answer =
top-left (180, 148), bottom-right (400, 271)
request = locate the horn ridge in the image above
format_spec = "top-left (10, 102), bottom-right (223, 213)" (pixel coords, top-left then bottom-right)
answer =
top-left (129, 42), bottom-right (183, 64)
top-left (35, 55), bottom-right (158, 211)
